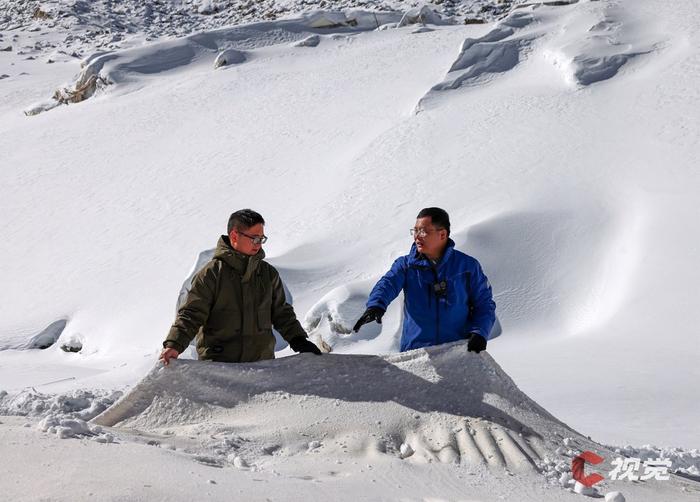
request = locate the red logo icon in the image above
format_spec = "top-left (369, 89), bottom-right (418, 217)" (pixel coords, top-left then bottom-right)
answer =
top-left (572, 451), bottom-right (605, 487)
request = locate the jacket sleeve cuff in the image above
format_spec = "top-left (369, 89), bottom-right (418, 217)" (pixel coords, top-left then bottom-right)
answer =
top-left (163, 340), bottom-right (185, 352)
top-left (366, 300), bottom-right (386, 311)
top-left (466, 329), bottom-right (487, 341)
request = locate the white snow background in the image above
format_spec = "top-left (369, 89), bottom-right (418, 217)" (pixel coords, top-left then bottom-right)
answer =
top-left (1, 0), bottom-right (699, 500)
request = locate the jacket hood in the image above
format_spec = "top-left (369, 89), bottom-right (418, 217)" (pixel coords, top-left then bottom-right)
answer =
top-left (214, 235), bottom-right (265, 282)
top-left (408, 238), bottom-right (456, 268)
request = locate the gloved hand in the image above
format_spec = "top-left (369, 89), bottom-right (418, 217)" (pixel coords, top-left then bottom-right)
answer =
top-left (352, 307), bottom-right (385, 332)
top-left (289, 337), bottom-right (322, 355)
top-left (467, 333), bottom-right (487, 353)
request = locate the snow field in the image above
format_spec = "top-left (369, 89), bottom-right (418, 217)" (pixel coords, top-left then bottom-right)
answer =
top-left (1, 0), bottom-right (700, 499)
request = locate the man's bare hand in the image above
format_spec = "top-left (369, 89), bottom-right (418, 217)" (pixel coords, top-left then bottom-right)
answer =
top-left (160, 347), bottom-right (180, 366)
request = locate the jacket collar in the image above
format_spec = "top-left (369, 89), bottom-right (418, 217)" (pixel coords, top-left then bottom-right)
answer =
top-left (407, 238), bottom-right (456, 268)
top-left (214, 235), bottom-right (265, 282)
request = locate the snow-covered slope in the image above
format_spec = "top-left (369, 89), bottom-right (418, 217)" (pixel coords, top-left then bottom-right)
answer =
top-left (1, 0), bottom-right (699, 499)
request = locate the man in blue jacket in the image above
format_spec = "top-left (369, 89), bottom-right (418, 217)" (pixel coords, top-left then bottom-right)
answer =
top-left (353, 207), bottom-right (496, 353)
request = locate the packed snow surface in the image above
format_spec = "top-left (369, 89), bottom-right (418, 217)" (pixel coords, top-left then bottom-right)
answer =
top-left (2, 342), bottom-right (699, 500)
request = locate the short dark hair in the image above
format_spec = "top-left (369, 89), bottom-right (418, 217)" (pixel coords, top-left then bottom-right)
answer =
top-left (227, 209), bottom-right (265, 234)
top-left (417, 207), bottom-right (450, 235)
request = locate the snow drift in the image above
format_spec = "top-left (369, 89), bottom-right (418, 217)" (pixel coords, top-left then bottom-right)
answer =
top-left (86, 342), bottom-right (698, 500)
top-left (92, 342), bottom-right (598, 470)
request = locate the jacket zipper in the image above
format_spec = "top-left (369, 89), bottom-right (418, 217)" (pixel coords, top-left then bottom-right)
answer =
top-left (429, 263), bottom-right (441, 346)
top-left (435, 294), bottom-right (440, 345)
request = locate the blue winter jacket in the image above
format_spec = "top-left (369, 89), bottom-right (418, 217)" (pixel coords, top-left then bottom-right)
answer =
top-left (366, 239), bottom-right (496, 352)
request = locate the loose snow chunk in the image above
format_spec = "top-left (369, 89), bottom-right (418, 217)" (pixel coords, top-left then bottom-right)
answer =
top-left (303, 282), bottom-right (374, 350)
top-left (197, 0), bottom-right (217, 15)
top-left (93, 433), bottom-right (115, 444)
top-left (38, 415), bottom-right (59, 432)
top-left (398, 6), bottom-right (443, 28)
top-left (306, 11), bottom-right (348, 29)
top-left (574, 481), bottom-right (599, 496)
top-left (24, 99), bottom-right (62, 116)
top-left (558, 471), bottom-right (573, 486)
top-left (678, 465), bottom-right (700, 477)
top-left (39, 416), bottom-right (93, 439)
top-left (232, 456), bottom-right (249, 470)
top-left (214, 49), bottom-right (246, 69)
top-left (605, 492), bottom-right (626, 502)
top-left (399, 443), bottom-right (415, 459)
top-left (292, 35), bottom-right (320, 48)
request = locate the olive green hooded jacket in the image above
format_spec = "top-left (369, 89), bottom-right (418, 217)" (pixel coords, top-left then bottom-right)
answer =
top-left (163, 236), bottom-right (307, 362)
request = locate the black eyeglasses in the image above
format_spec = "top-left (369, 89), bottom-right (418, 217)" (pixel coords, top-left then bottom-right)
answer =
top-left (238, 231), bottom-right (268, 245)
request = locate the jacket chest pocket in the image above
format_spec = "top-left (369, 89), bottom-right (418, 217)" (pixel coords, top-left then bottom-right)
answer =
top-left (257, 308), bottom-right (272, 331)
top-left (205, 309), bottom-right (242, 338)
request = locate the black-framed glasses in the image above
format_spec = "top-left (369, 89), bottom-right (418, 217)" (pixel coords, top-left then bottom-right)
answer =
top-left (238, 230), bottom-right (268, 245)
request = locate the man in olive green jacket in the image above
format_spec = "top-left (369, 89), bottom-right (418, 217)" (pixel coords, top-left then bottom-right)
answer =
top-left (160, 209), bottom-right (321, 365)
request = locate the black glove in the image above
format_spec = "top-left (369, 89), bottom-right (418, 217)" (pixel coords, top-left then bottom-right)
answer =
top-left (467, 333), bottom-right (487, 353)
top-left (352, 307), bottom-right (385, 332)
top-left (289, 337), bottom-right (322, 355)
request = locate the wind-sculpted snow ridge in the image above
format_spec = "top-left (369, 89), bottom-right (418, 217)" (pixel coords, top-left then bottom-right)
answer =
top-left (0, 318), bottom-right (67, 351)
top-left (88, 342), bottom-right (698, 498)
top-left (417, 0), bottom-right (662, 110)
top-left (433, 10), bottom-right (538, 91)
top-left (415, 7), bottom-right (542, 110)
top-left (542, 0), bottom-right (663, 87)
top-left (22, 10), bottom-right (401, 116)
